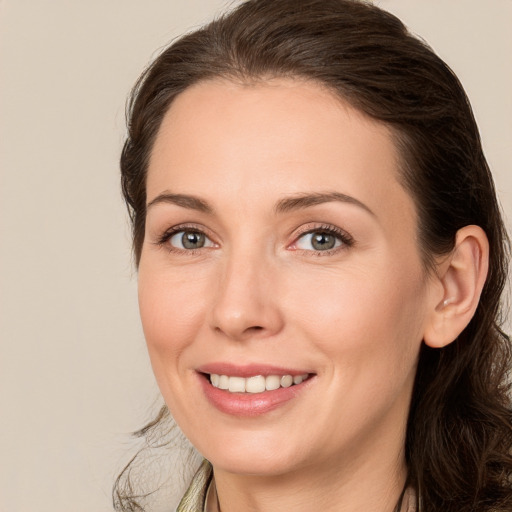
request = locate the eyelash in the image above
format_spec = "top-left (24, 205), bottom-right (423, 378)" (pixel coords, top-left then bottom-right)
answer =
top-left (155, 223), bottom-right (217, 255)
top-left (291, 224), bottom-right (354, 255)
top-left (155, 223), bottom-right (354, 255)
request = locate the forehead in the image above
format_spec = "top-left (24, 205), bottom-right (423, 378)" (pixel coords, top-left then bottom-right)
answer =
top-left (147, 78), bottom-right (416, 230)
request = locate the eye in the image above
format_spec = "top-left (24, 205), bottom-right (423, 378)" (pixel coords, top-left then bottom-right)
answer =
top-left (292, 226), bottom-right (353, 253)
top-left (168, 230), bottom-right (215, 250)
top-left (296, 231), bottom-right (341, 251)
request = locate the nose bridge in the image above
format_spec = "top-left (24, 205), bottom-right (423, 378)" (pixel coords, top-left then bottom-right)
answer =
top-left (210, 242), bottom-right (282, 340)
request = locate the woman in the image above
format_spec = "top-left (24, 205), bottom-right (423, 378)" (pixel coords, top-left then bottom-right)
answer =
top-left (115, 0), bottom-right (512, 511)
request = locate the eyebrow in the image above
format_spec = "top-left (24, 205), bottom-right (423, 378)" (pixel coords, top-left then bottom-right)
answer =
top-left (146, 191), bottom-right (374, 217)
top-left (146, 193), bottom-right (213, 213)
top-left (275, 192), bottom-right (375, 216)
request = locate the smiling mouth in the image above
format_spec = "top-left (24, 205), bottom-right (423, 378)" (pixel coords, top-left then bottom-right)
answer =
top-left (207, 373), bottom-right (311, 393)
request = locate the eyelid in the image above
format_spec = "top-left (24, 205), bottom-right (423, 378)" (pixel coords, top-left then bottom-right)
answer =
top-left (169, 230), bottom-right (216, 250)
top-left (288, 223), bottom-right (354, 253)
top-left (154, 223), bottom-right (218, 251)
top-left (152, 222), bottom-right (353, 255)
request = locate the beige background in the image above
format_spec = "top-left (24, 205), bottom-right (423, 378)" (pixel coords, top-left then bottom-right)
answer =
top-left (0, 1), bottom-right (510, 511)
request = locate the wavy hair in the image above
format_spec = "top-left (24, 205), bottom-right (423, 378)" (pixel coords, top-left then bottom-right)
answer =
top-left (115, 1), bottom-right (512, 510)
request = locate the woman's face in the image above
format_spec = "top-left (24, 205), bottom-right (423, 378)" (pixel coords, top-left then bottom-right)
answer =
top-left (138, 79), bottom-right (438, 478)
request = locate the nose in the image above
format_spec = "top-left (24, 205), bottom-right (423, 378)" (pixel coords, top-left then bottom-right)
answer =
top-left (209, 251), bottom-right (284, 341)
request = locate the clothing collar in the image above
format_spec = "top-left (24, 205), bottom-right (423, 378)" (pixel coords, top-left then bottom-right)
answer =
top-left (177, 459), bottom-right (419, 512)
top-left (176, 460), bottom-right (213, 512)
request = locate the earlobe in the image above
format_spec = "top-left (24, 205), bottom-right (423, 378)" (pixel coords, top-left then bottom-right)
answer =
top-left (423, 225), bottom-right (489, 349)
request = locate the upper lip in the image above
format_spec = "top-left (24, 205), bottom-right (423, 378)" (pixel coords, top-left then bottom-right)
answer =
top-left (196, 363), bottom-right (313, 378)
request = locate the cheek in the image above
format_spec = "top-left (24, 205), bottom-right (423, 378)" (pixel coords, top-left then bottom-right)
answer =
top-left (287, 260), bottom-right (427, 372)
top-left (137, 263), bottom-right (210, 366)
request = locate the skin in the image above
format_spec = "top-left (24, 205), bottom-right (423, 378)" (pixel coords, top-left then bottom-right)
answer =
top-left (138, 78), bottom-right (447, 512)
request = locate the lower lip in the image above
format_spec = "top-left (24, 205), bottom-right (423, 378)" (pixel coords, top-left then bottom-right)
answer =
top-left (199, 374), bottom-right (313, 417)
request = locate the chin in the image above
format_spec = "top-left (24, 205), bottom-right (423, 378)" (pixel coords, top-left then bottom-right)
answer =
top-left (195, 430), bottom-right (304, 477)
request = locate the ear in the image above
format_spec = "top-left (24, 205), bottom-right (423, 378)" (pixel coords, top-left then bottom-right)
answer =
top-left (423, 225), bottom-right (489, 349)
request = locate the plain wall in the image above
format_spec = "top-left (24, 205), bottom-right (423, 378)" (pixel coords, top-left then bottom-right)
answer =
top-left (0, 1), bottom-right (510, 511)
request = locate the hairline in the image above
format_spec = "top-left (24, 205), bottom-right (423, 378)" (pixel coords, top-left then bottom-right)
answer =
top-left (135, 73), bottom-right (438, 274)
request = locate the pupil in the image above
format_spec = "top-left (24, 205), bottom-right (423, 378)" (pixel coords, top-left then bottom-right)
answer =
top-left (312, 232), bottom-right (335, 250)
top-left (182, 231), bottom-right (205, 249)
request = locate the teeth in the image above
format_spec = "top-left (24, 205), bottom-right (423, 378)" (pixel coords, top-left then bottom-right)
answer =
top-left (280, 375), bottom-right (293, 388)
top-left (293, 375), bottom-right (305, 385)
top-left (218, 375), bottom-right (229, 390)
top-left (265, 375), bottom-right (280, 391)
top-left (228, 376), bottom-right (246, 393)
top-left (209, 373), bottom-right (309, 393)
top-left (246, 375), bottom-right (265, 393)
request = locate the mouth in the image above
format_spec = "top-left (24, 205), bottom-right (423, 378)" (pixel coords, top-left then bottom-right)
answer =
top-left (207, 373), bottom-right (310, 393)
top-left (196, 364), bottom-right (315, 416)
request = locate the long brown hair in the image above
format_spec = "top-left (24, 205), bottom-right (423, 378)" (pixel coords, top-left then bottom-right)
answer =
top-left (116, 1), bottom-right (512, 510)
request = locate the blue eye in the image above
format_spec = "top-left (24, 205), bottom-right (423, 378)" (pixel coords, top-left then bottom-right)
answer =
top-left (168, 230), bottom-right (215, 250)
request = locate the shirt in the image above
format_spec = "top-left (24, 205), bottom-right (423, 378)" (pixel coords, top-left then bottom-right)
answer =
top-left (175, 459), bottom-right (419, 511)
top-left (176, 460), bottom-right (213, 512)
